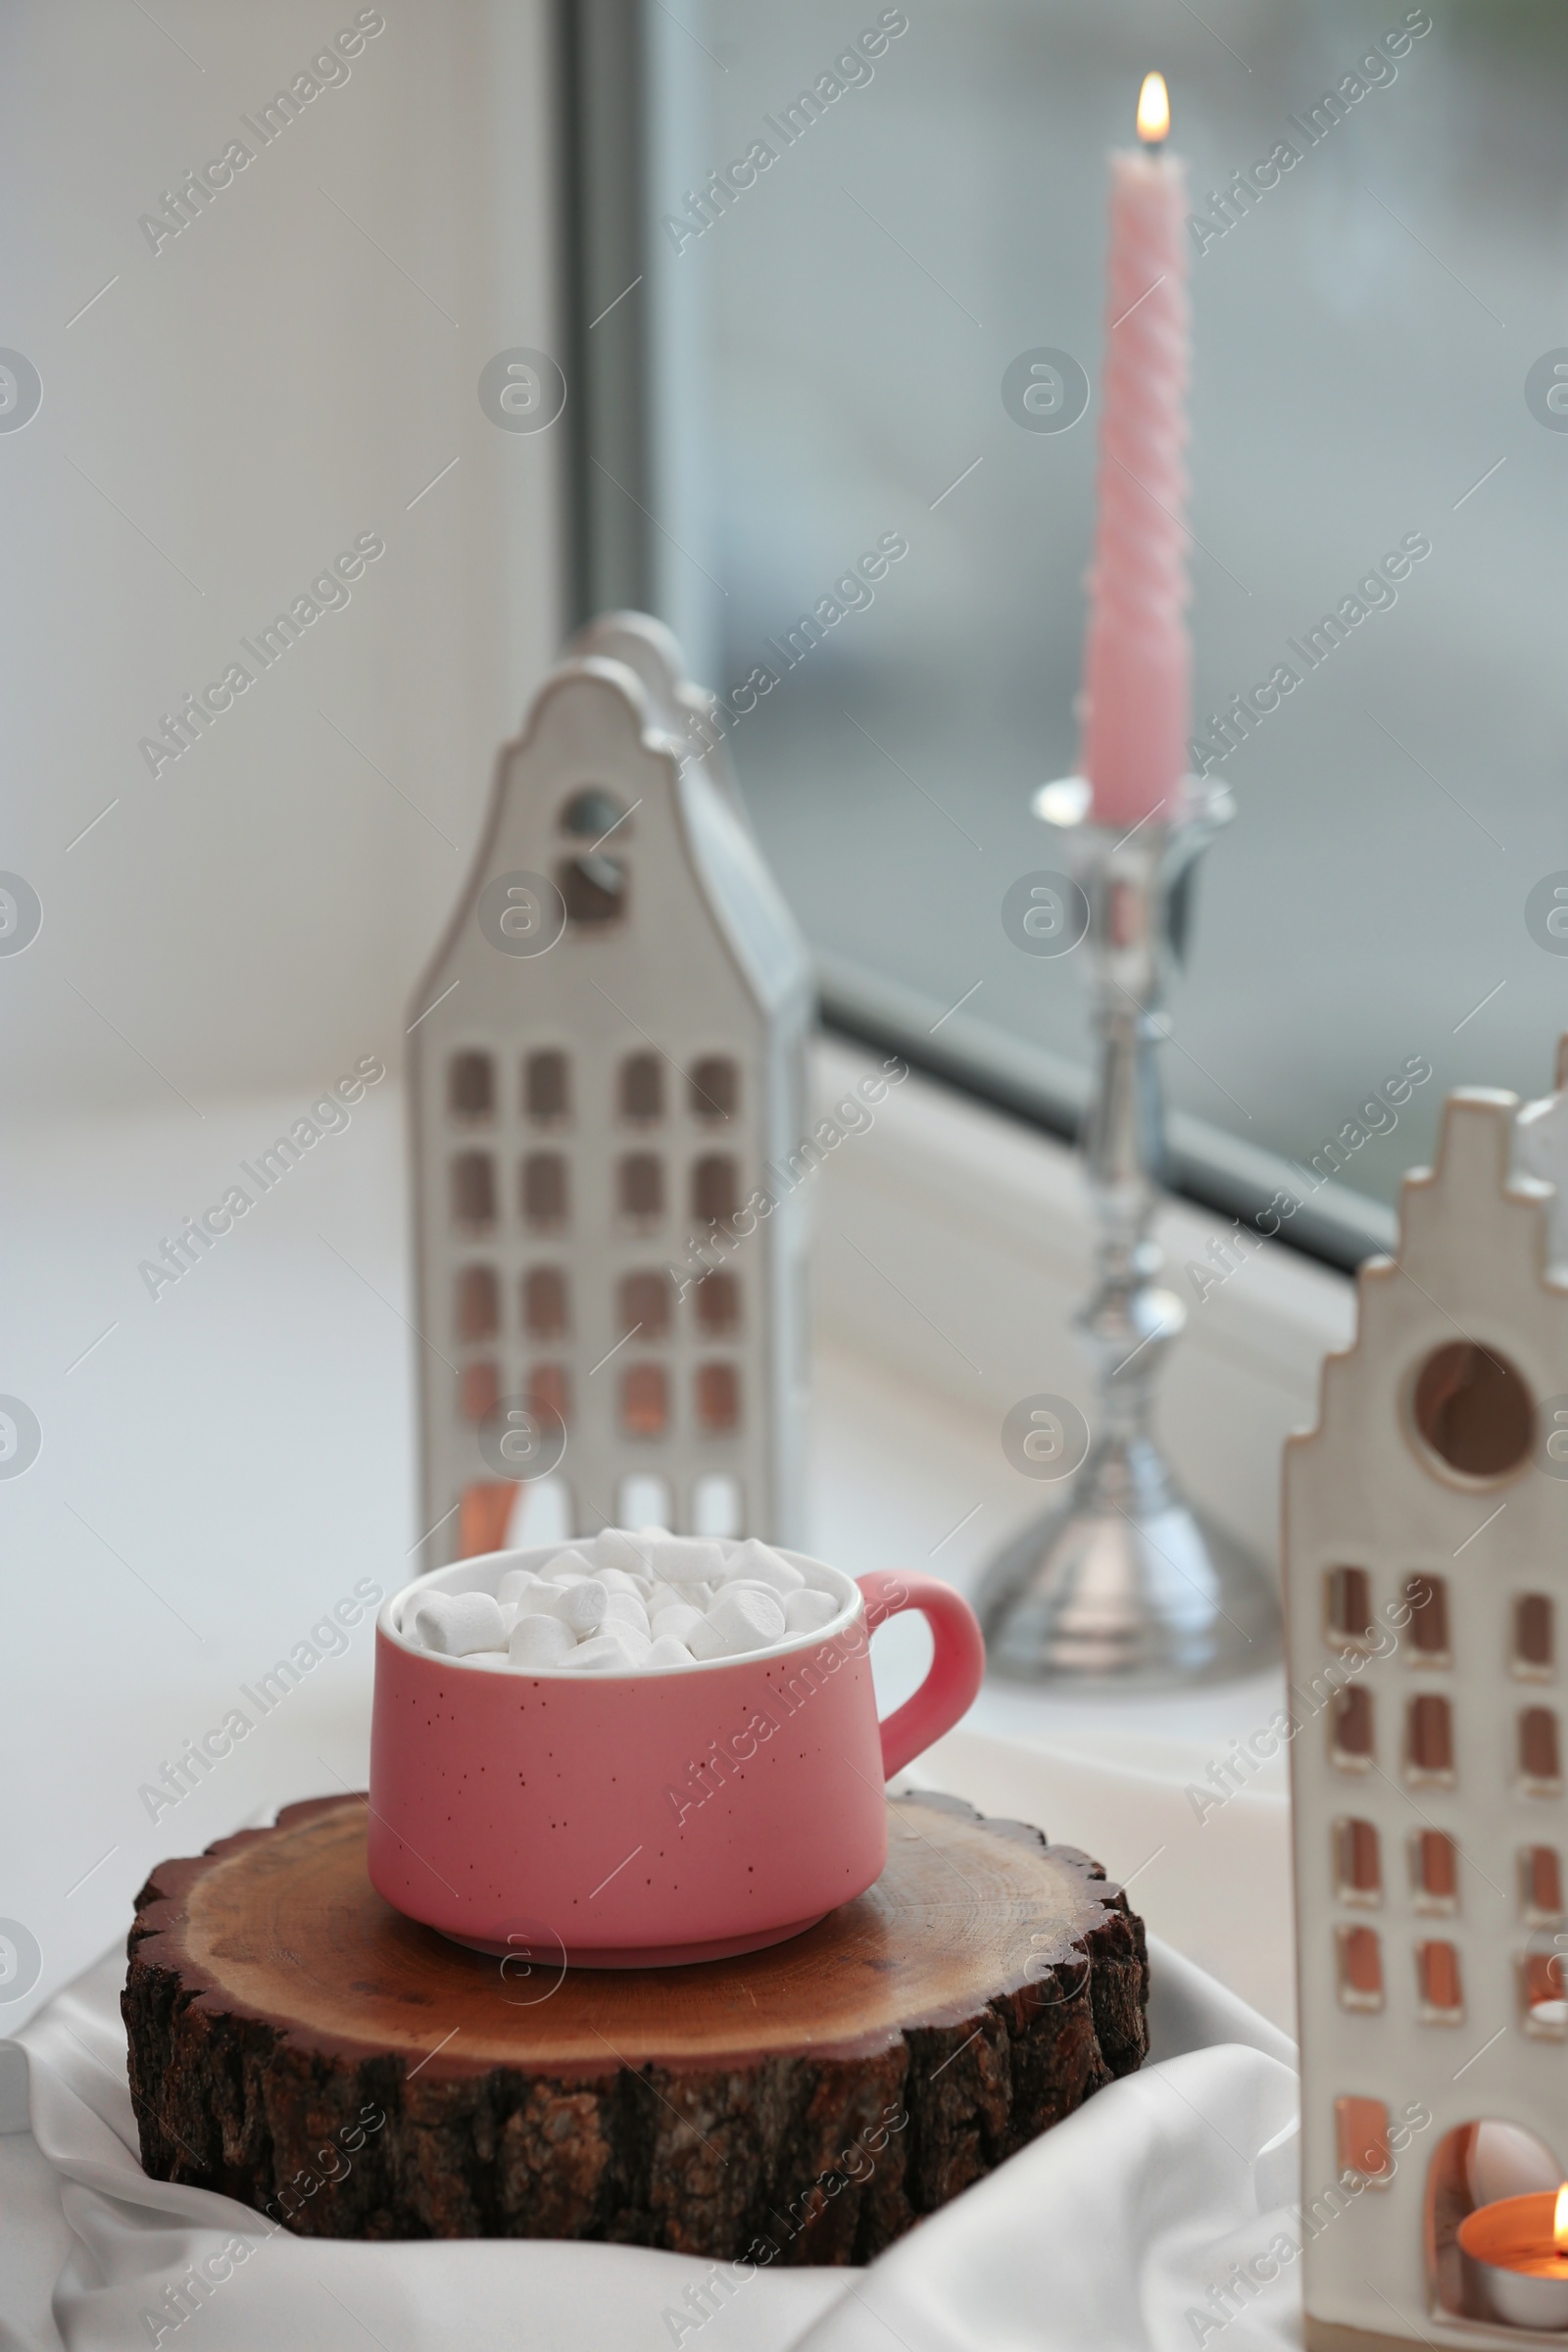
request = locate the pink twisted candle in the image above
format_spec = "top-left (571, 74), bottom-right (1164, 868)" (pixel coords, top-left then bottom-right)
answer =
top-left (1079, 122), bottom-right (1192, 830)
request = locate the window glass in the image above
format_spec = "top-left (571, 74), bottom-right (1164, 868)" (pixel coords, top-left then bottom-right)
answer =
top-left (641, 1), bottom-right (1568, 1251)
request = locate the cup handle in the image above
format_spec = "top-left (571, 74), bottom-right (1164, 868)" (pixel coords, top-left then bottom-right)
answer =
top-left (857, 1571), bottom-right (986, 1779)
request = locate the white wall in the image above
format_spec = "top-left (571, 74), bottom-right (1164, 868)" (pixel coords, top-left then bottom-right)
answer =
top-left (0, 0), bottom-right (564, 1113)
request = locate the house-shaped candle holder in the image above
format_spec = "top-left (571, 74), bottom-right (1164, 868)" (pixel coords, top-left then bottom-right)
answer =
top-left (407, 614), bottom-right (812, 1569)
top-left (1287, 1045), bottom-right (1568, 2347)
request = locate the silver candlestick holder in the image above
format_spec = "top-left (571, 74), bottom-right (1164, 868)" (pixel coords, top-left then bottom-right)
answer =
top-left (977, 772), bottom-right (1281, 1687)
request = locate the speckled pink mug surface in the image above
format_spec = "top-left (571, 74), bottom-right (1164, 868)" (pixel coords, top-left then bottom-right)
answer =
top-left (368, 1544), bottom-right (984, 1966)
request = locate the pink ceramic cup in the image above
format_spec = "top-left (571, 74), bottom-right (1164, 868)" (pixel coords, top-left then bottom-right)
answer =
top-left (368, 1546), bottom-right (984, 1966)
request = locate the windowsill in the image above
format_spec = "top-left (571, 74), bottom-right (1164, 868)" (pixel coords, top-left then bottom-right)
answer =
top-left (809, 1032), bottom-right (1356, 1587)
top-left (0, 1046), bottom-right (1332, 2032)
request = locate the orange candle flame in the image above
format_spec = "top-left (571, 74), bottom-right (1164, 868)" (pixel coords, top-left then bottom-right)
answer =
top-left (1555, 2183), bottom-right (1568, 2251)
top-left (1137, 72), bottom-right (1170, 146)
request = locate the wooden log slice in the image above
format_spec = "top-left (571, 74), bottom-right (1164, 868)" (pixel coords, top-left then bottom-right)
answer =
top-left (123, 1790), bottom-right (1148, 2263)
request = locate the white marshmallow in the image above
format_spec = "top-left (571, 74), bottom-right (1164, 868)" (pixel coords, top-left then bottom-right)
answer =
top-left (645, 1636), bottom-right (695, 1669)
top-left (512, 1583), bottom-right (572, 1623)
top-left (432, 1538), bottom-right (847, 1677)
top-left (646, 1538), bottom-right (727, 1588)
top-left (784, 1588), bottom-right (839, 1636)
top-left (604, 1591), bottom-right (651, 1636)
top-left (721, 1541), bottom-right (804, 1593)
top-left (650, 1603), bottom-right (705, 1646)
top-left (690, 1586), bottom-right (785, 1659)
top-left (720, 1580), bottom-right (785, 1610)
top-left (625, 1533), bottom-right (705, 1590)
top-left (508, 1613), bottom-right (576, 1668)
top-left (411, 1591), bottom-right (508, 1655)
top-left (592, 1528), bottom-right (659, 1577)
top-left (794, 1562), bottom-right (840, 1592)
top-left (562, 1579), bottom-right (611, 1635)
top-left (545, 1545), bottom-right (598, 1582)
top-left (564, 1626), bottom-right (651, 1673)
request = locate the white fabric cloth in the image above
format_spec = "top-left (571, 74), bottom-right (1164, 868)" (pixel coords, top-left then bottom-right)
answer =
top-left (3, 1930), bottom-right (1304, 2352)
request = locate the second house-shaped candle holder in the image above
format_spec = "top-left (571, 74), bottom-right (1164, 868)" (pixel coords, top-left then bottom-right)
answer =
top-left (1287, 1046), bottom-right (1568, 2348)
top-left (406, 616), bottom-right (812, 1569)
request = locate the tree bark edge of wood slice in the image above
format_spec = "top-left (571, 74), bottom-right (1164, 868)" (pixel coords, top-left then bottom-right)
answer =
top-left (123, 1789), bottom-right (1149, 2263)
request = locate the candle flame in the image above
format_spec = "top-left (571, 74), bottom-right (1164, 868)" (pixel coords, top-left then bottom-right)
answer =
top-left (1137, 72), bottom-right (1171, 146)
top-left (1555, 2183), bottom-right (1568, 2251)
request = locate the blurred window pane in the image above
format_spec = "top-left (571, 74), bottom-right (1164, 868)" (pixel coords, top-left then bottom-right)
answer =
top-left (623, 1), bottom-right (1568, 1261)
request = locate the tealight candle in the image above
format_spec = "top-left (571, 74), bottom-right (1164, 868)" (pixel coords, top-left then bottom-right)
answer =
top-left (1458, 2183), bottom-right (1568, 2330)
